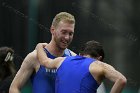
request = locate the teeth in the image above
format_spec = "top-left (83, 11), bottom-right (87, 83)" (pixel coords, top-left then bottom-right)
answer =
top-left (61, 40), bottom-right (68, 44)
top-left (62, 41), bottom-right (67, 44)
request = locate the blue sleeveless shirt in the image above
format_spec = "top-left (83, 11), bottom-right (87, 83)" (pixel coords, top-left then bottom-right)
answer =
top-left (31, 48), bottom-right (72, 93)
top-left (56, 55), bottom-right (99, 93)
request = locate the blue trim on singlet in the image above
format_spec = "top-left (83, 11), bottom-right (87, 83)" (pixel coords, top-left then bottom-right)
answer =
top-left (31, 48), bottom-right (72, 93)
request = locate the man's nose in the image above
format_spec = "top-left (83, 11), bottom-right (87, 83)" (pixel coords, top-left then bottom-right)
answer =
top-left (64, 34), bottom-right (70, 40)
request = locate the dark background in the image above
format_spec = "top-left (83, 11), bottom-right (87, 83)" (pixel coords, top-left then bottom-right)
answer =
top-left (0, 0), bottom-right (140, 93)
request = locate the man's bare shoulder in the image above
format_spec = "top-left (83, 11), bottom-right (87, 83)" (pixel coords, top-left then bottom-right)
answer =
top-left (90, 61), bottom-right (104, 74)
top-left (26, 50), bottom-right (37, 59)
top-left (22, 50), bottom-right (40, 72)
top-left (23, 50), bottom-right (39, 66)
top-left (89, 61), bottom-right (105, 83)
top-left (94, 61), bottom-right (115, 70)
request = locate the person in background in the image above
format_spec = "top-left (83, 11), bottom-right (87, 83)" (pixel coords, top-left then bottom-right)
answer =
top-left (0, 47), bottom-right (16, 93)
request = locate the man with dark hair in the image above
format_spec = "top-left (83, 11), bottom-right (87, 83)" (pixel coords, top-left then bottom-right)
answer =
top-left (36, 40), bottom-right (127, 93)
top-left (79, 40), bottom-right (104, 61)
top-left (79, 40), bottom-right (106, 93)
top-left (0, 47), bottom-right (16, 93)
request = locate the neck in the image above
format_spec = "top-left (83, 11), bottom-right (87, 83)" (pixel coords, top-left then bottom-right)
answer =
top-left (83, 55), bottom-right (91, 58)
top-left (46, 41), bottom-right (65, 57)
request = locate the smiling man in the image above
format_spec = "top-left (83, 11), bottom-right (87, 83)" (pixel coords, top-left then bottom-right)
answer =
top-left (9, 12), bottom-right (76, 93)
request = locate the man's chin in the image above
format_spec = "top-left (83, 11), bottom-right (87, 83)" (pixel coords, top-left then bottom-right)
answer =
top-left (60, 45), bottom-right (68, 50)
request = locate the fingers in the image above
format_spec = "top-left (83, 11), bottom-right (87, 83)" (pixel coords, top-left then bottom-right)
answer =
top-left (35, 43), bottom-right (47, 50)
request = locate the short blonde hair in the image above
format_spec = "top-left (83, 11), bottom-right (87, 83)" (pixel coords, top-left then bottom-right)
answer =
top-left (52, 12), bottom-right (75, 28)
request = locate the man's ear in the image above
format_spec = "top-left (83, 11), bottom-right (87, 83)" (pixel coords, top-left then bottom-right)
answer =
top-left (97, 56), bottom-right (102, 61)
top-left (50, 26), bottom-right (55, 35)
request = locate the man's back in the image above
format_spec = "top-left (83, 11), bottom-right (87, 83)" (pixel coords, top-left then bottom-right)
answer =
top-left (56, 55), bottom-right (99, 93)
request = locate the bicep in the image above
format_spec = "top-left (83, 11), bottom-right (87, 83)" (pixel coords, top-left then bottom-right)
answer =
top-left (103, 63), bottom-right (124, 82)
top-left (11, 54), bottom-right (34, 88)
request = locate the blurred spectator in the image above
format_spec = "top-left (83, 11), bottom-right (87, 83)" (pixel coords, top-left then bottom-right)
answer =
top-left (0, 47), bottom-right (16, 93)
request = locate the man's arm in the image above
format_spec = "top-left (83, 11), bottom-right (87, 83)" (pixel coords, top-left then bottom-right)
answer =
top-left (36, 43), bottom-right (64, 69)
top-left (9, 51), bottom-right (36, 93)
top-left (101, 62), bottom-right (127, 93)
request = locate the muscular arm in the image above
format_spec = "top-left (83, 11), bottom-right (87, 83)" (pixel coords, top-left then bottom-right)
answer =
top-left (36, 43), bottom-right (64, 69)
top-left (101, 62), bottom-right (127, 93)
top-left (9, 51), bottom-right (37, 93)
top-left (91, 61), bottom-right (127, 93)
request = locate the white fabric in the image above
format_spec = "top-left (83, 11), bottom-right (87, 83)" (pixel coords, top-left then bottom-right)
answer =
top-left (97, 83), bottom-right (106, 93)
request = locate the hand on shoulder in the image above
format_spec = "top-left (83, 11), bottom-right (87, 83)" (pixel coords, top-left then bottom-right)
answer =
top-left (35, 43), bottom-right (48, 50)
